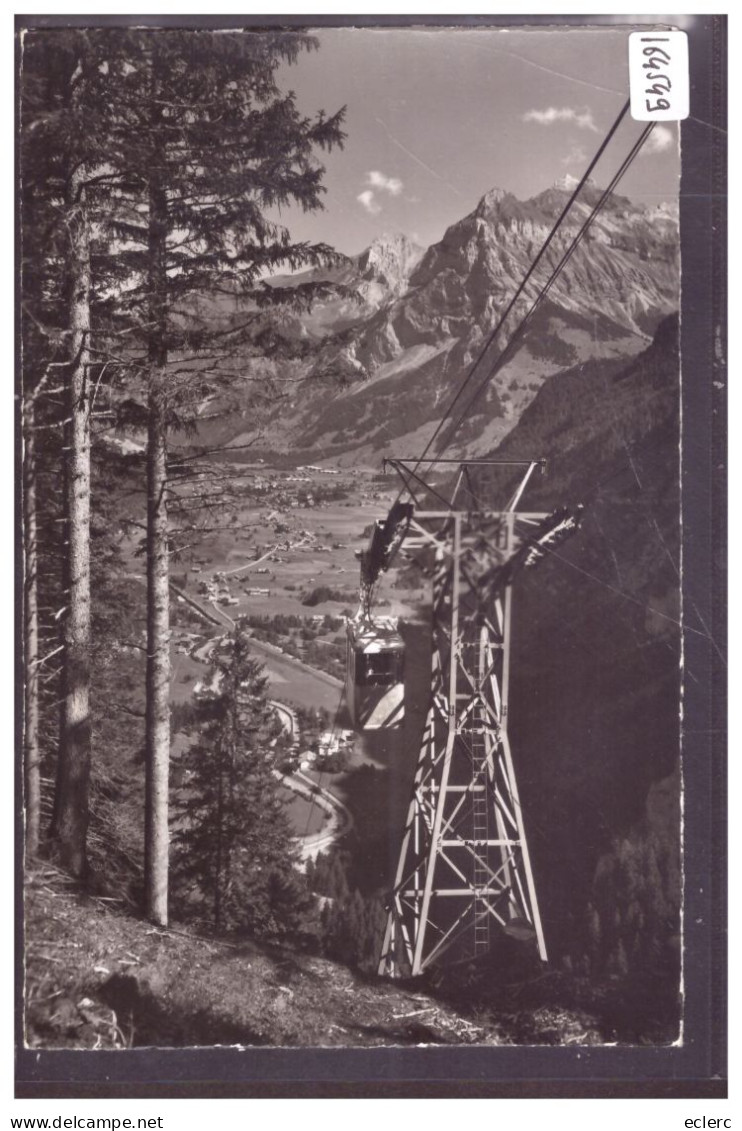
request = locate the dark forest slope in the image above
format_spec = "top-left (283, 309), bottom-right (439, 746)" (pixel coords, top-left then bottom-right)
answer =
top-left (494, 314), bottom-right (682, 1026)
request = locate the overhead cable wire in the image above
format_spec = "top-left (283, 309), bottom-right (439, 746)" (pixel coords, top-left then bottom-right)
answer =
top-left (396, 98), bottom-right (631, 493)
top-left (432, 122), bottom-right (655, 460)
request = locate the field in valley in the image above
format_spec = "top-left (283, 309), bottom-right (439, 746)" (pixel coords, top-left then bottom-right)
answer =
top-left (166, 461), bottom-right (430, 847)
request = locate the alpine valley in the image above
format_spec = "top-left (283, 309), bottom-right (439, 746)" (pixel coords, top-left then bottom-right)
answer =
top-left (191, 177), bottom-right (679, 463)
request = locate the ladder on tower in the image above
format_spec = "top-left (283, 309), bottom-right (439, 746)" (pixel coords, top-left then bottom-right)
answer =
top-left (468, 640), bottom-right (491, 956)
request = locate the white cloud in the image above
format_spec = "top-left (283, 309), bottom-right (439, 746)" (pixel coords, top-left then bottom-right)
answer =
top-left (641, 125), bottom-right (675, 155)
top-left (366, 169), bottom-right (404, 196)
top-left (523, 107), bottom-right (599, 133)
top-left (357, 189), bottom-right (381, 215)
top-left (561, 144), bottom-right (588, 166)
top-left (357, 169), bottom-right (404, 215)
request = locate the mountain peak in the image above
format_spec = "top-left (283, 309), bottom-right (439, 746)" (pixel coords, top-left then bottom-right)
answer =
top-left (366, 230), bottom-right (404, 250)
top-left (357, 232), bottom-right (424, 286)
top-left (552, 173), bottom-right (596, 192)
top-left (475, 187), bottom-right (508, 215)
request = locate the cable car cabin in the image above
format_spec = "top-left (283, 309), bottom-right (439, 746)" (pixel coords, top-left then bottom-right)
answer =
top-left (346, 617), bottom-right (405, 730)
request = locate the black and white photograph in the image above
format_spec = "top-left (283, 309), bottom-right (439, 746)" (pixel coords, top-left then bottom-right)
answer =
top-left (15, 14), bottom-right (725, 1098)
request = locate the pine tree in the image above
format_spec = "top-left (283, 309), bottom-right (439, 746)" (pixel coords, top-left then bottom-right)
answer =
top-left (20, 29), bottom-right (154, 873)
top-left (87, 29), bottom-right (346, 924)
top-left (21, 26), bottom-right (346, 910)
top-left (20, 32), bottom-right (105, 871)
top-left (172, 630), bottom-right (314, 940)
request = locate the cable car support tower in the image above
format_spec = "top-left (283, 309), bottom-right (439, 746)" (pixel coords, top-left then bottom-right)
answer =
top-left (378, 459), bottom-right (581, 978)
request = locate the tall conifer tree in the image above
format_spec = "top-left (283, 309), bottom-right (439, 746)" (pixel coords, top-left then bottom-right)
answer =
top-left (173, 630), bottom-right (313, 938)
top-left (97, 29), bottom-right (344, 924)
top-left (21, 28), bottom-right (344, 909)
top-left (20, 31), bottom-right (121, 870)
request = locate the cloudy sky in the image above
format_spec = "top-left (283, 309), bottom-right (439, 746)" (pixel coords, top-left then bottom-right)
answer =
top-left (275, 26), bottom-right (680, 256)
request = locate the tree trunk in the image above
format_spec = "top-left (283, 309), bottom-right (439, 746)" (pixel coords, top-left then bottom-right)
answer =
top-left (214, 748), bottom-right (224, 931)
top-left (51, 166), bottom-right (91, 877)
top-left (22, 396), bottom-right (40, 857)
top-left (144, 172), bottom-right (170, 926)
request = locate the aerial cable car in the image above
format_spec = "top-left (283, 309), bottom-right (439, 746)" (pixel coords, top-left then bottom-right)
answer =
top-left (346, 614), bottom-right (405, 730)
top-left (345, 500), bottom-right (412, 731)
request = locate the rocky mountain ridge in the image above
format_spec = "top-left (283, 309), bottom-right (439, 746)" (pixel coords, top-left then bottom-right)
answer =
top-left (192, 180), bottom-right (679, 463)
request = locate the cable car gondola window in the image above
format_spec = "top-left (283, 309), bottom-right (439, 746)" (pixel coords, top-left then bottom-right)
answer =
top-left (356, 650), bottom-right (403, 687)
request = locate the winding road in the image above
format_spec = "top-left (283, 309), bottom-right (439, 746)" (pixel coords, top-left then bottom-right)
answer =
top-left (180, 588), bottom-right (350, 857)
top-left (269, 699), bottom-right (353, 859)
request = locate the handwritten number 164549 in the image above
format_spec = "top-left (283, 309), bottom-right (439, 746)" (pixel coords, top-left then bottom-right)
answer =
top-left (642, 42), bottom-right (672, 112)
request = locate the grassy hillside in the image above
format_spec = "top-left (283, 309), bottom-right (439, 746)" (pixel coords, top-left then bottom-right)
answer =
top-left (25, 863), bottom-right (607, 1049)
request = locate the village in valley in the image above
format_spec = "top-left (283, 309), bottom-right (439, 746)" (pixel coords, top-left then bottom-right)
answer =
top-left (161, 458), bottom-right (424, 831)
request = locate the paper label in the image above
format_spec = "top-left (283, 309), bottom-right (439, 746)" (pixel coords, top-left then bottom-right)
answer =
top-left (629, 31), bottom-right (689, 121)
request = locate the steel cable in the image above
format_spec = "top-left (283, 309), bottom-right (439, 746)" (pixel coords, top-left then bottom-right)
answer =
top-left (432, 122), bottom-right (655, 461)
top-left (399, 99), bottom-right (631, 489)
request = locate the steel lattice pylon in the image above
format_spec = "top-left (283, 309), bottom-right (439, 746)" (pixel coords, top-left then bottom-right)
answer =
top-left (378, 460), bottom-right (577, 978)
